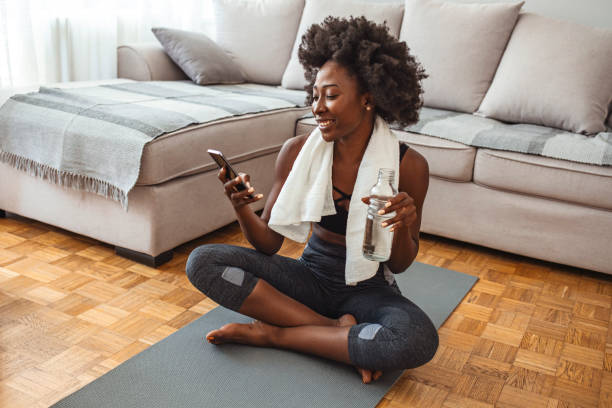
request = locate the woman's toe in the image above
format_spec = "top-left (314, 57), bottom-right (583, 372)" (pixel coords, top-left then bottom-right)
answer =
top-left (359, 367), bottom-right (372, 384)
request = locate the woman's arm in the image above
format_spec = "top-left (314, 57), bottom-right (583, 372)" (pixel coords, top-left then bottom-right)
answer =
top-left (222, 135), bottom-right (307, 255)
top-left (381, 148), bottom-right (430, 273)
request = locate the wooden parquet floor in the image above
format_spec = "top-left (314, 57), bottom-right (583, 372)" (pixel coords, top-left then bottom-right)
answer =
top-left (1, 213), bottom-right (612, 407)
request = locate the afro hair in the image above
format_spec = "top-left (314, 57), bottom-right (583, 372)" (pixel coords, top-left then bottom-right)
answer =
top-left (298, 16), bottom-right (427, 127)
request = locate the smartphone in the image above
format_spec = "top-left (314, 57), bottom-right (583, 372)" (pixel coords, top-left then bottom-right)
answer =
top-left (207, 149), bottom-right (253, 198)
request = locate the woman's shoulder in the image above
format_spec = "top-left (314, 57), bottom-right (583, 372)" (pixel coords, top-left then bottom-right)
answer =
top-left (283, 133), bottom-right (310, 154)
top-left (399, 145), bottom-right (429, 194)
top-left (400, 145), bottom-right (428, 173)
top-left (275, 133), bottom-right (310, 177)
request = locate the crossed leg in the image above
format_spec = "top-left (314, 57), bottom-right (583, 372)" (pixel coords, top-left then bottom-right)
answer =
top-left (185, 244), bottom-right (382, 383)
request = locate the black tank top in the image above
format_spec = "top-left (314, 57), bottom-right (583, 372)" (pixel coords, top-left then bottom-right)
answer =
top-left (317, 143), bottom-right (410, 235)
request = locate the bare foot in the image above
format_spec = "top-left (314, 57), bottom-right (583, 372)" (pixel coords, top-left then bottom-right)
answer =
top-left (205, 320), bottom-right (279, 347)
top-left (335, 313), bottom-right (383, 384)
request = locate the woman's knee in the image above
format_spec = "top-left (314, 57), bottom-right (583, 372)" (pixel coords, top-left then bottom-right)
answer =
top-left (185, 244), bottom-right (259, 310)
top-left (401, 320), bottom-right (439, 368)
top-left (349, 316), bottom-right (439, 371)
top-left (185, 244), bottom-right (231, 288)
top-left (399, 316), bottom-right (438, 369)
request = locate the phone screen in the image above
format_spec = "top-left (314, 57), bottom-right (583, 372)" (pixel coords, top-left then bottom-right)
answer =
top-left (207, 149), bottom-right (252, 196)
top-left (209, 152), bottom-right (237, 180)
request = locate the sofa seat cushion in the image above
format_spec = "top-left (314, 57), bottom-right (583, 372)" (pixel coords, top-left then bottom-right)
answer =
top-left (395, 130), bottom-right (476, 182)
top-left (138, 107), bottom-right (309, 185)
top-left (295, 116), bottom-right (476, 182)
top-left (474, 148), bottom-right (612, 210)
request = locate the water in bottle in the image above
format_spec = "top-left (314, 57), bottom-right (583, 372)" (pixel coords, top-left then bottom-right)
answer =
top-left (363, 168), bottom-right (397, 261)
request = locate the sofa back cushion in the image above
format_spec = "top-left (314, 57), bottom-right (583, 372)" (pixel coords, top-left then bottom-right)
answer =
top-left (213, 0), bottom-right (305, 85)
top-left (477, 13), bottom-right (612, 135)
top-left (281, 0), bottom-right (404, 90)
top-left (152, 27), bottom-right (245, 85)
top-left (399, 0), bottom-right (523, 113)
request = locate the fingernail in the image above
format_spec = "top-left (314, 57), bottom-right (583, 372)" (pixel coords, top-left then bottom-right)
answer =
top-left (257, 194), bottom-right (264, 198)
top-left (381, 222), bottom-right (388, 227)
top-left (385, 201), bottom-right (392, 208)
top-left (248, 187), bottom-right (254, 193)
top-left (377, 210), bottom-right (385, 215)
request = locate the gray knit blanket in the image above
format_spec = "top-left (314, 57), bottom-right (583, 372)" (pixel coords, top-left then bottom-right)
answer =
top-left (0, 80), bottom-right (307, 208)
top-left (403, 108), bottom-right (612, 166)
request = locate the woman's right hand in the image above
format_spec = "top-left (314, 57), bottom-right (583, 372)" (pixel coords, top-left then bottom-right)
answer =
top-left (218, 167), bottom-right (263, 210)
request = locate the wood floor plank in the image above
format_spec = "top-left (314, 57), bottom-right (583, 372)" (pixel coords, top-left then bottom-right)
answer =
top-left (390, 379), bottom-right (449, 407)
top-left (2, 214), bottom-right (612, 407)
top-left (480, 323), bottom-right (524, 347)
top-left (496, 384), bottom-right (557, 408)
top-left (561, 343), bottom-right (605, 369)
top-left (442, 393), bottom-right (494, 408)
top-left (505, 365), bottom-right (556, 396)
top-left (514, 349), bottom-right (560, 375)
top-left (405, 364), bottom-right (460, 393)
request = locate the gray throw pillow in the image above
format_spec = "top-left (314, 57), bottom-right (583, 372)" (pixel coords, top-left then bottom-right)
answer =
top-left (152, 27), bottom-right (245, 85)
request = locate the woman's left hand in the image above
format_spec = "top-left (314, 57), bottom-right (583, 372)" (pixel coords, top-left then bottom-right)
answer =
top-left (361, 192), bottom-right (417, 232)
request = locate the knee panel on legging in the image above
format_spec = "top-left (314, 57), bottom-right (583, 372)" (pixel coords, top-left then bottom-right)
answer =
top-left (347, 312), bottom-right (439, 371)
top-left (185, 244), bottom-right (258, 311)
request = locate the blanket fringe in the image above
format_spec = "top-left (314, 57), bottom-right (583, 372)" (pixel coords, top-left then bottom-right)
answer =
top-left (0, 151), bottom-right (129, 210)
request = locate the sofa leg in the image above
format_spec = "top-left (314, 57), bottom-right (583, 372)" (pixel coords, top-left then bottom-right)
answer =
top-left (115, 246), bottom-right (173, 268)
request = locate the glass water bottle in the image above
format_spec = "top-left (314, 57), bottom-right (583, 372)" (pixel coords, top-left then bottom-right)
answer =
top-left (363, 168), bottom-right (397, 262)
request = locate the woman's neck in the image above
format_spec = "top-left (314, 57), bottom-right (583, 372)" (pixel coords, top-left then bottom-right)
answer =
top-left (333, 114), bottom-right (375, 165)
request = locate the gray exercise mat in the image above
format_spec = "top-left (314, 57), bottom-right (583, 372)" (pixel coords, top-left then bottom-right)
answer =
top-left (51, 261), bottom-right (477, 408)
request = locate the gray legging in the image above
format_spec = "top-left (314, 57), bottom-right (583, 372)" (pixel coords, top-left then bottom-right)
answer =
top-left (185, 233), bottom-right (438, 371)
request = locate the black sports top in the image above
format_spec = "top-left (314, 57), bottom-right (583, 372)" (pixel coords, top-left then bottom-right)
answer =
top-left (317, 143), bottom-right (410, 235)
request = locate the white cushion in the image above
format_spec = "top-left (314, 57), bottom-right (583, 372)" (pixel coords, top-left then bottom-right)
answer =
top-left (399, 0), bottom-right (523, 113)
top-left (281, 0), bottom-right (404, 90)
top-left (477, 13), bottom-right (612, 135)
top-left (213, 0), bottom-right (305, 85)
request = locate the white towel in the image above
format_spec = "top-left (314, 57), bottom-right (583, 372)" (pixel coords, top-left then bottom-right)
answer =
top-left (269, 115), bottom-right (399, 285)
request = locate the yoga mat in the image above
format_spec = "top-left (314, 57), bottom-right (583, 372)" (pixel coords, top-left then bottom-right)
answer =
top-left (51, 262), bottom-right (477, 408)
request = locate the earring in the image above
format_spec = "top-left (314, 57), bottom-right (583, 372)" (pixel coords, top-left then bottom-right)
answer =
top-left (366, 106), bottom-right (372, 111)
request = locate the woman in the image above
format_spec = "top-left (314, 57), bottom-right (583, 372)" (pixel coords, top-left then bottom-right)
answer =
top-left (186, 16), bottom-right (438, 384)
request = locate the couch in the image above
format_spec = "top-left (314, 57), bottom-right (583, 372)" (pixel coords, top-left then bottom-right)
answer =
top-left (1, 0), bottom-right (611, 273)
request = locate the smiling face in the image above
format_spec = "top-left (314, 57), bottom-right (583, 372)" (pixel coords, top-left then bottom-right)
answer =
top-left (312, 60), bottom-right (373, 143)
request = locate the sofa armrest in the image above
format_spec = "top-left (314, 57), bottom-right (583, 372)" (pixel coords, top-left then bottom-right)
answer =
top-left (117, 43), bottom-right (188, 81)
